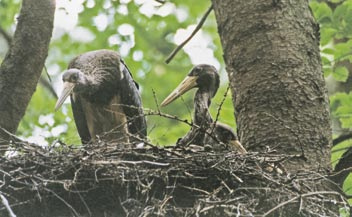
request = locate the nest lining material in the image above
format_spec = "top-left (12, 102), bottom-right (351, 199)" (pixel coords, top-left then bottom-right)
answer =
top-left (0, 140), bottom-right (348, 217)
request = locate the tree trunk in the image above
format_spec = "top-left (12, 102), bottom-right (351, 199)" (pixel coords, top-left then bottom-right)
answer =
top-left (212, 0), bottom-right (332, 171)
top-left (0, 0), bottom-right (55, 151)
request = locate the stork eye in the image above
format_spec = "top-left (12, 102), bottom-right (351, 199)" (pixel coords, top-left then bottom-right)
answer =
top-left (71, 73), bottom-right (79, 82)
top-left (191, 67), bottom-right (202, 76)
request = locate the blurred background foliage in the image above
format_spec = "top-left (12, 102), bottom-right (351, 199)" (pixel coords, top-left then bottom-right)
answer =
top-left (310, 0), bottom-right (352, 207)
top-left (0, 0), bottom-right (352, 206)
top-left (0, 0), bottom-right (231, 147)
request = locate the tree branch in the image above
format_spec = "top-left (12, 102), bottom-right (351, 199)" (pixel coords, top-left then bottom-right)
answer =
top-left (0, 0), bottom-right (55, 152)
top-left (0, 27), bottom-right (12, 45)
top-left (0, 26), bottom-right (57, 99)
top-left (333, 132), bottom-right (352, 146)
top-left (165, 5), bottom-right (213, 64)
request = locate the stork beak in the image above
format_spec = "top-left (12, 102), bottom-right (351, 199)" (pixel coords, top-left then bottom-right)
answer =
top-left (55, 82), bottom-right (75, 111)
top-left (161, 76), bottom-right (198, 107)
top-left (229, 140), bottom-right (247, 154)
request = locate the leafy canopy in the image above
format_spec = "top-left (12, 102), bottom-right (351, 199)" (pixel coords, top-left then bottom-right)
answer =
top-left (0, 0), bottom-right (234, 146)
top-left (310, 0), bottom-right (352, 206)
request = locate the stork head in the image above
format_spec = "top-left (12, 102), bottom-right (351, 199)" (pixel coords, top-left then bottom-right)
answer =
top-left (55, 68), bottom-right (88, 111)
top-left (213, 123), bottom-right (237, 143)
top-left (214, 123), bottom-right (247, 154)
top-left (161, 64), bottom-right (220, 107)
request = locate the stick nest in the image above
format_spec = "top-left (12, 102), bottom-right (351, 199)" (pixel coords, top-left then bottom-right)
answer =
top-left (0, 140), bottom-right (348, 217)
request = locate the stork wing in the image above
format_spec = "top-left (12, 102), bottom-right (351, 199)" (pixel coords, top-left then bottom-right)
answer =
top-left (120, 59), bottom-right (139, 89)
top-left (118, 61), bottom-right (147, 139)
top-left (70, 95), bottom-right (91, 143)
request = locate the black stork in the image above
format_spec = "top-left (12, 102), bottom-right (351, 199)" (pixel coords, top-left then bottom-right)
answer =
top-left (55, 49), bottom-right (147, 144)
top-left (161, 64), bottom-right (246, 154)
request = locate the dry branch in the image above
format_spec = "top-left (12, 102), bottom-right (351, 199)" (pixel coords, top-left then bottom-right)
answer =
top-left (0, 139), bottom-right (346, 217)
top-left (165, 5), bottom-right (213, 64)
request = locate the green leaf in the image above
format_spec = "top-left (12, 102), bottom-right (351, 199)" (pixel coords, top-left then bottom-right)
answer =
top-left (335, 42), bottom-right (352, 61)
top-left (333, 4), bottom-right (347, 24)
top-left (320, 28), bottom-right (336, 45)
top-left (333, 66), bottom-right (349, 82)
top-left (321, 56), bottom-right (331, 65)
top-left (310, 2), bottom-right (332, 22)
top-left (331, 139), bottom-right (352, 168)
top-left (334, 94), bottom-right (352, 128)
top-left (322, 48), bottom-right (335, 55)
top-left (343, 173), bottom-right (352, 196)
top-left (340, 206), bottom-right (351, 217)
top-left (323, 67), bottom-right (332, 77)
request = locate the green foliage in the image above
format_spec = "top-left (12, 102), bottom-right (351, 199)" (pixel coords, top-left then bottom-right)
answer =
top-left (0, 0), bottom-right (20, 30)
top-left (0, 0), bottom-right (230, 146)
top-left (17, 85), bottom-right (80, 145)
top-left (340, 206), bottom-right (351, 217)
top-left (310, 0), bottom-right (352, 125)
top-left (331, 138), bottom-right (352, 170)
top-left (310, 1), bottom-right (332, 23)
top-left (331, 92), bottom-right (352, 128)
top-left (333, 66), bottom-right (349, 81)
top-left (310, 0), bottom-right (352, 210)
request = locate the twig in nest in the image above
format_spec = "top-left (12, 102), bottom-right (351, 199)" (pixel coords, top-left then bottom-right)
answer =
top-left (91, 160), bottom-right (170, 167)
top-left (262, 191), bottom-right (342, 217)
top-left (221, 180), bottom-right (234, 193)
top-left (0, 127), bottom-right (24, 143)
top-left (74, 186), bottom-right (92, 217)
top-left (152, 88), bottom-right (161, 113)
top-left (44, 188), bottom-right (80, 217)
top-left (200, 204), bottom-right (237, 214)
top-left (229, 172), bottom-right (243, 183)
top-left (330, 166), bottom-right (352, 179)
top-left (0, 194), bottom-right (16, 217)
top-left (212, 84), bottom-right (231, 134)
top-left (158, 195), bottom-right (173, 215)
top-left (145, 109), bottom-right (193, 127)
top-left (165, 5), bottom-right (213, 64)
top-left (178, 184), bottom-right (211, 195)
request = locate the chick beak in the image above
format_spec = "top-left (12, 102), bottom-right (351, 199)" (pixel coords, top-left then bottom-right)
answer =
top-left (55, 82), bottom-right (75, 111)
top-left (161, 76), bottom-right (198, 107)
top-left (229, 140), bottom-right (247, 154)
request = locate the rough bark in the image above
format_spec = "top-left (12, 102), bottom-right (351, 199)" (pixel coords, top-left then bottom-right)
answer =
top-left (0, 0), bottom-right (55, 150)
top-left (212, 0), bottom-right (332, 171)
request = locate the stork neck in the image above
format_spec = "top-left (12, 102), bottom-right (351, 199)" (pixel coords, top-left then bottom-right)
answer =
top-left (193, 90), bottom-right (213, 126)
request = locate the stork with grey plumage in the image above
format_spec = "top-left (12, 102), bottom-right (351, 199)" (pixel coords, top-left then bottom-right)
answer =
top-left (55, 49), bottom-right (147, 144)
top-left (161, 64), bottom-right (246, 154)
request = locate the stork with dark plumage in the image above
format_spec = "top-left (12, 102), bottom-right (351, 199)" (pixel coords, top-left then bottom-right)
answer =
top-left (161, 64), bottom-right (246, 154)
top-left (55, 49), bottom-right (147, 144)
